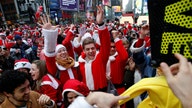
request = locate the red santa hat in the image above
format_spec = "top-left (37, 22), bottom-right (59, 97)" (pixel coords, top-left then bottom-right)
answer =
top-left (55, 44), bottom-right (66, 54)
top-left (62, 79), bottom-right (90, 98)
top-left (128, 24), bottom-right (132, 30)
top-left (14, 58), bottom-right (31, 70)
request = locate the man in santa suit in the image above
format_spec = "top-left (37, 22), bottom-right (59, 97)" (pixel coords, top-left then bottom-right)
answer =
top-left (106, 30), bottom-right (128, 95)
top-left (78, 6), bottom-right (110, 91)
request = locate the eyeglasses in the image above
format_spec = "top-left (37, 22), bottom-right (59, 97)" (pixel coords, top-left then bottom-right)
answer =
top-left (110, 46), bottom-right (116, 48)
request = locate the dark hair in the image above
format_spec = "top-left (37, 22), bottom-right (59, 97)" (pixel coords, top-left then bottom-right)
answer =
top-left (64, 91), bottom-right (71, 108)
top-left (0, 70), bottom-right (30, 94)
top-left (82, 37), bottom-right (95, 49)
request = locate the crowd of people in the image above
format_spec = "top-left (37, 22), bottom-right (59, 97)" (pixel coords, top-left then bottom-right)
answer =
top-left (0, 5), bottom-right (191, 108)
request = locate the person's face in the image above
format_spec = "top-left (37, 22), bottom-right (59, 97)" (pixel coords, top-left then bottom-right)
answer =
top-left (56, 47), bottom-right (69, 61)
top-left (18, 68), bottom-right (29, 73)
top-left (118, 32), bottom-right (123, 39)
top-left (67, 91), bottom-right (78, 103)
top-left (6, 80), bottom-right (30, 105)
top-left (110, 42), bottom-right (116, 56)
top-left (83, 43), bottom-right (96, 60)
top-left (29, 63), bottom-right (40, 80)
top-left (16, 39), bottom-right (22, 45)
top-left (123, 42), bottom-right (130, 51)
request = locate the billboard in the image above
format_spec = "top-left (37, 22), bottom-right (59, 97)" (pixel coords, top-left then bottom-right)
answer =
top-left (60, 0), bottom-right (78, 11)
top-left (148, 0), bottom-right (192, 67)
top-left (50, 0), bottom-right (60, 10)
top-left (79, 0), bottom-right (85, 11)
top-left (103, 0), bottom-right (111, 7)
top-left (112, 6), bottom-right (121, 12)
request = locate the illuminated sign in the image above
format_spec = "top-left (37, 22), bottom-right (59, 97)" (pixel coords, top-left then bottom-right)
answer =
top-left (148, 0), bottom-right (192, 67)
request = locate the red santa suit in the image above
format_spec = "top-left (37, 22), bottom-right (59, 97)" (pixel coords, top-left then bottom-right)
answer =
top-left (62, 30), bottom-right (82, 60)
top-left (42, 28), bottom-right (80, 88)
top-left (78, 25), bottom-right (110, 91)
top-left (40, 74), bottom-right (62, 106)
top-left (106, 38), bottom-right (128, 94)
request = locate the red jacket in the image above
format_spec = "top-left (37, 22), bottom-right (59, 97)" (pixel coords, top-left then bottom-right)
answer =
top-left (78, 27), bottom-right (110, 90)
top-left (62, 30), bottom-right (82, 59)
top-left (40, 74), bottom-right (62, 104)
top-left (108, 39), bottom-right (128, 85)
top-left (45, 56), bottom-right (80, 88)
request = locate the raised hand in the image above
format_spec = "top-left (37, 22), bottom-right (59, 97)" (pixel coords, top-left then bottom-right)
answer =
top-left (40, 14), bottom-right (58, 30)
top-left (111, 30), bottom-right (119, 39)
top-left (96, 5), bottom-right (104, 24)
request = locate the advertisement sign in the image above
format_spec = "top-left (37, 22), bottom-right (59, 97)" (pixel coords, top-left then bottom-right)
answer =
top-left (112, 6), bottom-right (121, 12)
top-left (50, 0), bottom-right (60, 10)
top-left (60, 0), bottom-right (78, 11)
top-left (86, 0), bottom-right (92, 9)
top-left (103, 0), bottom-right (111, 7)
top-left (79, 0), bottom-right (85, 11)
top-left (148, 0), bottom-right (192, 67)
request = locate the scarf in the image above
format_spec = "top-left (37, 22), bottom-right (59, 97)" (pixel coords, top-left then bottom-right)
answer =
top-left (56, 56), bottom-right (75, 69)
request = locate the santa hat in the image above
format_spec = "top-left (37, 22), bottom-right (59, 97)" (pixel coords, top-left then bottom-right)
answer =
top-left (14, 58), bottom-right (31, 70)
top-left (81, 32), bottom-right (92, 44)
top-left (0, 33), bottom-right (5, 36)
top-left (55, 44), bottom-right (66, 54)
top-left (62, 79), bottom-right (90, 98)
top-left (128, 24), bottom-right (132, 30)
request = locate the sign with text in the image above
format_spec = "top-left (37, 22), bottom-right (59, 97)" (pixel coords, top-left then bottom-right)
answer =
top-left (60, 0), bottom-right (78, 11)
top-left (148, 0), bottom-right (192, 67)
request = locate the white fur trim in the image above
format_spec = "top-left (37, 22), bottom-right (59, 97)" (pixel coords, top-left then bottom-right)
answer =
top-left (106, 52), bottom-right (118, 77)
top-left (85, 60), bottom-right (94, 90)
top-left (41, 74), bottom-right (59, 89)
top-left (14, 61), bottom-right (31, 70)
top-left (130, 39), bottom-right (146, 53)
top-left (42, 28), bottom-right (58, 54)
top-left (69, 29), bottom-right (75, 34)
top-left (44, 49), bottom-right (56, 57)
top-left (55, 44), bottom-right (66, 54)
top-left (92, 33), bottom-right (100, 45)
top-left (81, 32), bottom-right (92, 45)
top-left (67, 68), bottom-right (75, 79)
top-left (73, 37), bottom-right (81, 48)
top-left (78, 52), bottom-right (99, 90)
top-left (62, 89), bottom-right (83, 98)
top-left (114, 38), bottom-right (120, 43)
top-left (68, 96), bottom-right (93, 108)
